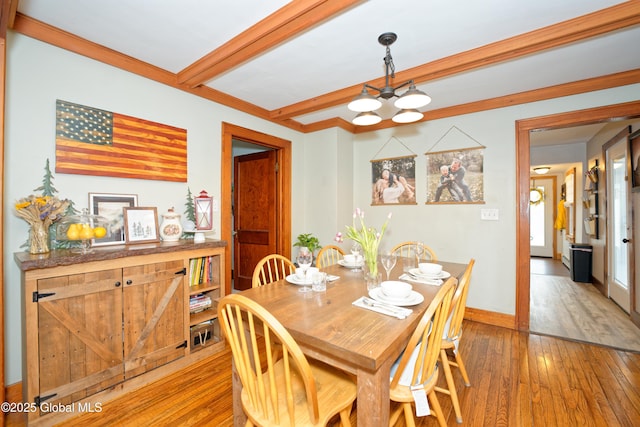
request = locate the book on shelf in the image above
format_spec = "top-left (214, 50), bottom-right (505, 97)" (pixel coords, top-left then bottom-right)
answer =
top-left (189, 256), bottom-right (215, 287)
top-left (189, 293), bottom-right (212, 313)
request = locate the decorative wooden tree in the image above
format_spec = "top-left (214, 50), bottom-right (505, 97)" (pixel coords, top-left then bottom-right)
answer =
top-left (32, 159), bottom-right (80, 249)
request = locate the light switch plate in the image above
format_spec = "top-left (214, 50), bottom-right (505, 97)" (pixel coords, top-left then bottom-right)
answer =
top-left (481, 208), bottom-right (499, 221)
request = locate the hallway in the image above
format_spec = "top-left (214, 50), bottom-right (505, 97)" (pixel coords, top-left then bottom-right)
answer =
top-left (530, 257), bottom-right (640, 352)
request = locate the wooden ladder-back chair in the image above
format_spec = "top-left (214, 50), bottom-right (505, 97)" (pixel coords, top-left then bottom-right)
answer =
top-left (316, 245), bottom-right (345, 269)
top-left (388, 278), bottom-right (456, 427)
top-left (437, 258), bottom-right (475, 423)
top-left (391, 241), bottom-right (437, 263)
top-left (218, 294), bottom-right (356, 426)
top-left (252, 254), bottom-right (296, 288)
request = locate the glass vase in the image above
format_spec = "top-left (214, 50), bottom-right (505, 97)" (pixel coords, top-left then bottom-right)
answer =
top-left (363, 251), bottom-right (379, 278)
top-left (29, 222), bottom-right (49, 254)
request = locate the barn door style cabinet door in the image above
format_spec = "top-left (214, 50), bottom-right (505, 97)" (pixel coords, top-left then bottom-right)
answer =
top-left (16, 240), bottom-right (226, 425)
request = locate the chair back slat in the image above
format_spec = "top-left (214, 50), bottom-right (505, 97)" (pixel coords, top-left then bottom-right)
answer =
top-left (252, 254), bottom-right (296, 288)
top-left (445, 259), bottom-right (475, 341)
top-left (391, 241), bottom-right (437, 263)
top-left (390, 277), bottom-right (455, 389)
top-left (219, 294), bottom-right (320, 424)
top-left (316, 245), bottom-right (345, 269)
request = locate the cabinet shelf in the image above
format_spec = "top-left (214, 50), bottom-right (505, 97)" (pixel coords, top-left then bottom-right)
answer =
top-left (190, 307), bottom-right (217, 326)
top-left (189, 281), bottom-right (220, 295)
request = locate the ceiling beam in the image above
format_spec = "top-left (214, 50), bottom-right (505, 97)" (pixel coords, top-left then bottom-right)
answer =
top-left (272, 1), bottom-right (640, 121)
top-left (11, 13), bottom-right (304, 131)
top-left (177, 0), bottom-right (362, 88)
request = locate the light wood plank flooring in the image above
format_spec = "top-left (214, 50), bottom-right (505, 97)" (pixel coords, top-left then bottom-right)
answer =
top-left (530, 257), bottom-right (640, 353)
top-left (6, 321), bottom-right (640, 426)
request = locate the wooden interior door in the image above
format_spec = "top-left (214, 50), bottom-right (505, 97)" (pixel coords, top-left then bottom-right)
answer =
top-left (36, 269), bottom-right (124, 406)
top-left (123, 260), bottom-right (187, 378)
top-left (233, 150), bottom-right (278, 290)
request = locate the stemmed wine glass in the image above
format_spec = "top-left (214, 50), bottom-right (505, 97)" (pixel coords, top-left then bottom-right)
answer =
top-left (380, 252), bottom-right (397, 281)
top-left (350, 242), bottom-right (363, 272)
top-left (415, 243), bottom-right (425, 264)
top-left (296, 248), bottom-right (313, 293)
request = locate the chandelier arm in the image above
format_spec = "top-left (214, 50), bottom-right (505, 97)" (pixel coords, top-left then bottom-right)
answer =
top-left (363, 83), bottom-right (384, 95)
top-left (390, 79), bottom-right (413, 93)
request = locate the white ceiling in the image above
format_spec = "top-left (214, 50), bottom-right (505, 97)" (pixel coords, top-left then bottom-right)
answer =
top-left (14, 0), bottom-right (640, 136)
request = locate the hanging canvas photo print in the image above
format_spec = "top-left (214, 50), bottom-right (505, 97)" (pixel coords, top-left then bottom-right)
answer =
top-left (425, 147), bottom-right (484, 204)
top-left (371, 155), bottom-right (417, 205)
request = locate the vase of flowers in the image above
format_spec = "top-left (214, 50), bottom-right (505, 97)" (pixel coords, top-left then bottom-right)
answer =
top-left (14, 195), bottom-right (70, 254)
top-left (335, 208), bottom-right (392, 277)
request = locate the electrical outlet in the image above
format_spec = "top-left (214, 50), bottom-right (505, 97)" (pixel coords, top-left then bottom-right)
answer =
top-left (481, 208), bottom-right (499, 221)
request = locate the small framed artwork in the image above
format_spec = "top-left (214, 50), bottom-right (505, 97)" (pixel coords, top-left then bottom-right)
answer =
top-left (371, 155), bottom-right (417, 205)
top-left (630, 128), bottom-right (640, 191)
top-left (89, 193), bottom-right (138, 246)
top-left (123, 207), bottom-right (159, 244)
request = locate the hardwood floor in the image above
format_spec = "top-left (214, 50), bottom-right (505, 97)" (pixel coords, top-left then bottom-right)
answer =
top-left (530, 257), bottom-right (640, 352)
top-left (6, 320), bottom-right (640, 426)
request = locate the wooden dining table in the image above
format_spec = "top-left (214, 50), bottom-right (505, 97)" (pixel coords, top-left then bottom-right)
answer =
top-left (231, 259), bottom-right (468, 426)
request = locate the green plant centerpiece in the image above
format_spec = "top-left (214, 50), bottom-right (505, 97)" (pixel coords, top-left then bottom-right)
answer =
top-left (294, 233), bottom-right (321, 255)
top-left (335, 208), bottom-right (392, 277)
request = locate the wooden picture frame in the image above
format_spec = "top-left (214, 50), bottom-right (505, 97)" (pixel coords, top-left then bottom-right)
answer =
top-left (425, 147), bottom-right (484, 204)
top-left (89, 193), bottom-right (138, 246)
top-left (123, 207), bottom-right (159, 244)
top-left (631, 128), bottom-right (640, 191)
top-left (371, 155), bottom-right (417, 205)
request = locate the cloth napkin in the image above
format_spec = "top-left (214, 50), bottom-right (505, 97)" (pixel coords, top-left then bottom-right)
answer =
top-left (352, 296), bottom-right (412, 319)
top-left (399, 273), bottom-right (443, 286)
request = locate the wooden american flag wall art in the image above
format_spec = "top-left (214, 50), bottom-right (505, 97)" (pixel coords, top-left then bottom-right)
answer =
top-left (55, 100), bottom-right (187, 182)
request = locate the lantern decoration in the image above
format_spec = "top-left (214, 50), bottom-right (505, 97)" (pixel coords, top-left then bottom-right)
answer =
top-left (194, 190), bottom-right (213, 243)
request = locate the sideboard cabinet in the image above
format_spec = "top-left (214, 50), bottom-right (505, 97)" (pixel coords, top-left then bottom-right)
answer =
top-left (15, 240), bottom-right (226, 425)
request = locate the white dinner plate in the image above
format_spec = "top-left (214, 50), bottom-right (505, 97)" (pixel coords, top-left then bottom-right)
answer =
top-left (369, 287), bottom-right (424, 307)
top-left (409, 268), bottom-right (451, 280)
top-left (338, 259), bottom-right (364, 268)
top-left (285, 274), bottom-right (313, 285)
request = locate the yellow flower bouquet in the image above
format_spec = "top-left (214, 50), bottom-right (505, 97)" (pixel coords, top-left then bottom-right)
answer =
top-left (15, 195), bottom-right (69, 254)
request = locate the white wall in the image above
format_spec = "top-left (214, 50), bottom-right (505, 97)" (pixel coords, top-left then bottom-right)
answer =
top-left (5, 31), bottom-right (640, 385)
top-left (4, 33), bottom-right (303, 384)
top-left (312, 86), bottom-right (640, 318)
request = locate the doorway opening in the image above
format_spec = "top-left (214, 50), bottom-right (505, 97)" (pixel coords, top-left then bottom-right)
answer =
top-left (516, 100), bottom-right (640, 334)
top-left (221, 122), bottom-right (292, 295)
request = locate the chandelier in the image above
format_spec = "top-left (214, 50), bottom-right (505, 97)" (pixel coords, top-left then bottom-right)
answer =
top-left (348, 32), bottom-right (431, 126)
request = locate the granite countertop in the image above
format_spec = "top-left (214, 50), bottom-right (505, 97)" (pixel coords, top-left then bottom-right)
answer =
top-left (14, 239), bottom-right (227, 271)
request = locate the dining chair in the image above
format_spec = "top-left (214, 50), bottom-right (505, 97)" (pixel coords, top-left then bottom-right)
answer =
top-left (391, 241), bottom-right (437, 263)
top-left (437, 258), bottom-right (475, 423)
top-left (316, 244), bottom-right (345, 269)
top-left (218, 293), bottom-right (357, 426)
top-left (388, 277), bottom-right (456, 427)
top-left (252, 254), bottom-right (296, 288)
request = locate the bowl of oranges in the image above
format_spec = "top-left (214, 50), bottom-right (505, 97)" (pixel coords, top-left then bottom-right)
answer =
top-left (57, 209), bottom-right (110, 253)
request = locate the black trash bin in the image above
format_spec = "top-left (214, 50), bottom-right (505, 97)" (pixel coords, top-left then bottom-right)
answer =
top-left (569, 244), bottom-right (592, 282)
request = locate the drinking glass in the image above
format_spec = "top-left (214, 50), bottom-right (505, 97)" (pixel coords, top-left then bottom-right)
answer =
top-left (311, 272), bottom-right (327, 292)
top-left (296, 248), bottom-right (313, 293)
top-left (380, 252), bottom-right (397, 281)
top-left (350, 242), bottom-right (363, 272)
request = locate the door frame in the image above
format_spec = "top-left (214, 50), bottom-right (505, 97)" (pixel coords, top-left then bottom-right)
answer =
top-left (221, 122), bottom-right (292, 296)
top-left (603, 127), bottom-right (633, 312)
top-left (516, 100), bottom-right (640, 331)
top-left (529, 175), bottom-right (557, 258)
